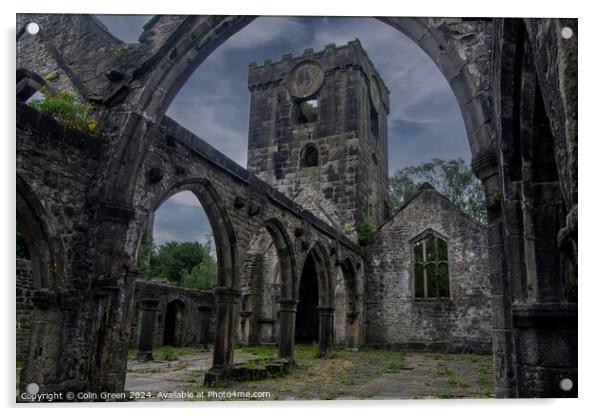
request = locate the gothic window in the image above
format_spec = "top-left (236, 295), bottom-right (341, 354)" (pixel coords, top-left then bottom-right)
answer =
top-left (301, 144), bottom-right (319, 168)
top-left (295, 98), bottom-right (318, 124)
top-left (370, 104), bottom-right (380, 140)
top-left (413, 232), bottom-right (450, 298)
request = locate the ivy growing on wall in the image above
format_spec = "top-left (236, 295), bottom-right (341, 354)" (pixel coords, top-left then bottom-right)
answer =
top-left (358, 217), bottom-right (376, 246)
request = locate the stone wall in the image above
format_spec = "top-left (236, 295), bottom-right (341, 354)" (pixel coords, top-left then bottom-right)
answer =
top-left (365, 184), bottom-right (491, 352)
top-left (16, 259), bottom-right (34, 364)
top-left (129, 279), bottom-right (215, 348)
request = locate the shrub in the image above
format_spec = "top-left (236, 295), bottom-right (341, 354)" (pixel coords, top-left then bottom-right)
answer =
top-left (162, 346), bottom-right (177, 361)
top-left (358, 217), bottom-right (375, 246)
top-left (28, 92), bottom-right (98, 134)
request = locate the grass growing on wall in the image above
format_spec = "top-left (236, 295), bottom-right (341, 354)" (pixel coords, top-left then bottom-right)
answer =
top-left (28, 92), bottom-right (98, 134)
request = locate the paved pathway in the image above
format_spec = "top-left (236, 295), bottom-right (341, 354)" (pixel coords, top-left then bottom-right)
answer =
top-left (125, 351), bottom-right (261, 396)
top-left (355, 354), bottom-right (492, 399)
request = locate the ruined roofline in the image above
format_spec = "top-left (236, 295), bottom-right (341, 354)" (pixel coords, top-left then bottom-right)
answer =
top-left (158, 116), bottom-right (362, 254)
top-left (247, 38), bottom-right (390, 95)
top-left (16, 99), bottom-right (362, 255)
top-left (376, 182), bottom-right (487, 233)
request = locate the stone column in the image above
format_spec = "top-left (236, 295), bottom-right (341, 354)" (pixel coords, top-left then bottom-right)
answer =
top-left (277, 299), bottom-right (297, 362)
top-left (136, 299), bottom-right (160, 362)
top-left (197, 305), bottom-right (212, 351)
top-left (473, 151), bottom-right (518, 398)
top-left (346, 311), bottom-right (360, 350)
top-left (318, 306), bottom-right (334, 357)
top-left (204, 287), bottom-right (240, 385)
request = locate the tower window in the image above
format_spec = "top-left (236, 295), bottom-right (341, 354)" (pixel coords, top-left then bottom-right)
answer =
top-left (301, 144), bottom-right (319, 168)
top-left (296, 98), bottom-right (318, 125)
top-left (370, 104), bottom-right (380, 140)
top-left (413, 232), bottom-right (450, 298)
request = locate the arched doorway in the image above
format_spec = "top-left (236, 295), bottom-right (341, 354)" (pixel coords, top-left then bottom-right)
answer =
top-left (163, 300), bottom-right (186, 347)
top-left (240, 228), bottom-right (281, 346)
top-left (240, 219), bottom-right (297, 359)
top-left (295, 251), bottom-right (320, 344)
top-left (333, 259), bottom-right (360, 350)
top-left (295, 243), bottom-right (333, 356)
top-left (136, 179), bottom-right (239, 383)
top-left (16, 175), bottom-right (65, 393)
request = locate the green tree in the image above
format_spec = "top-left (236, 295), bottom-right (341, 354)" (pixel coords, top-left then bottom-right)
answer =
top-left (144, 239), bottom-right (217, 288)
top-left (389, 158), bottom-right (486, 223)
top-left (180, 252), bottom-right (218, 290)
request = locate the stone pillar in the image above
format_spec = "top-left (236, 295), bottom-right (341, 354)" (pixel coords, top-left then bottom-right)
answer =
top-left (346, 311), bottom-right (360, 350)
top-left (318, 306), bottom-right (334, 357)
top-left (204, 287), bottom-right (240, 385)
top-left (197, 305), bottom-right (212, 351)
top-left (136, 299), bottom-right (160, 362)
top-left (19, 288), bottom-right (65, 396)
top-left (278, 299), bottom-right (297, 361)
top-left (472, 151), bottom-right (518, 398)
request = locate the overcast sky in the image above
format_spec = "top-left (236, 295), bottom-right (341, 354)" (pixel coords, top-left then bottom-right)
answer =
top-left (96, 15), bottom-right (470, 247)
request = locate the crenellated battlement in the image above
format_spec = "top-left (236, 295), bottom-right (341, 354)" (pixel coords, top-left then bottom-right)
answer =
top-left (248, 39), bottom-right (390, 111)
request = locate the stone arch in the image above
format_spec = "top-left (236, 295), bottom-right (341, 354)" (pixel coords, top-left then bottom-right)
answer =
top-left (140, 178), bottom-right (240, 383)
top-left (335, 258), bottom-right (361, 350)
top-left (239, 218), bottom-right (297, 357)
top-left (263, 218), bottom-right (297, 359)
top-left (299, 143), bottom-right (320, 168)
top-left (263, 218), bottom-right (297, 301)
top-left (16, 175), bottom-right (64, 289)
top-left (238, 224), bottom-right (280, 346)
top-left (301, 241), bottom-right (333, 307)
top-left (134, 17), bottom-right (492, 157)
top-left (147, 178), bottom-right (238, 289)
top-left (100, 16), bottom-right (494, 211)
top-left (376, 17), bottom-right (493, 159)
top-left (296, 241), bottom-right (334, 356)
top-left (16, 174), bottom-right (66, 393)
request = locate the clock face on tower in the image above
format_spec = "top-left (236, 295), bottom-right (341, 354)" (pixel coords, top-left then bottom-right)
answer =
top-left (286, 61), bottom-right (325, 99)
top-left (370, 76), bottom-right (382, 112)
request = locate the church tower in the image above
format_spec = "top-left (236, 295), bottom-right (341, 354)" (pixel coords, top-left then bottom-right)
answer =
top-left (247, 40), bottom-right (390, 233)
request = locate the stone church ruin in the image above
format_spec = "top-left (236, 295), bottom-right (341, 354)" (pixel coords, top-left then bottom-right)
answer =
top-left (16, 14), bottom-right (577, 398)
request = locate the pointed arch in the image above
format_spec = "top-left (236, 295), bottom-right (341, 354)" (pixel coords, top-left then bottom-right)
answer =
top-left (16, 174), bottom-right (64, 289)
top-left (263, 218), bottom-right (297, 301)
top-left (16, 174), bottom-right (66, 393)
top-left (303, 241), bottom-right (333, 308)
top-left (149, 177), bottom-right (239, 289)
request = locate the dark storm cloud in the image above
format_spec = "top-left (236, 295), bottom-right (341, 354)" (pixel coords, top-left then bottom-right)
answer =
top-left (96, 15), bottom-right (471, 243)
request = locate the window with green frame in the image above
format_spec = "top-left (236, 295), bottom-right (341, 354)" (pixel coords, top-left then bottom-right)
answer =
top-left (413, 233), bottom-right (450, 298)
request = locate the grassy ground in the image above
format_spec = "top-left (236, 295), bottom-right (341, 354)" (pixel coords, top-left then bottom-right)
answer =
top-left (124, 344), bottom-right (494, 400)
top-left (187, 345), bottom-right (428, 400)
top-left (429, 352), bottom-right (494, 398)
